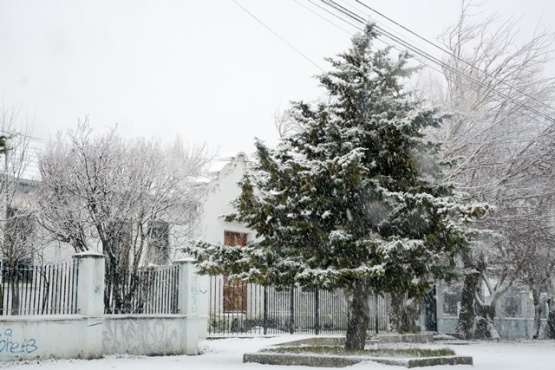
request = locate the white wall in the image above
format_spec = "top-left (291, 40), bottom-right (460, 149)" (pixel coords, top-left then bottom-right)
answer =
top-left (200, 152), bottom-right (253, 245)
top-left (0, 314), bottom-right (202, 361)
top-left (195, 153), bottom-right (254, 337)
top-left (0, 316), bottom-right (102, 361)
top-left (103, 315), bottom-right (201, 356)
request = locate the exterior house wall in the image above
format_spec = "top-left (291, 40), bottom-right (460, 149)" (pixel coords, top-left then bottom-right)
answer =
top-left (195, 152), bottom-right (253, 336)
top-left (200, 152), bottom-right (253, 245)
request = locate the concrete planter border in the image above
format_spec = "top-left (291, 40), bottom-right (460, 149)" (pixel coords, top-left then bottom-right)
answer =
top-left (244, 335), bottom-right (473, 368)
top-left (244, 351), bottom-right (473, 368)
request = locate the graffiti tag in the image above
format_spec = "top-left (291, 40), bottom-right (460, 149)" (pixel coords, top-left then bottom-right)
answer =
top-left (191, 275), bottom-right (198, 314)
top-left (0, 329), bottom-right (38, 355)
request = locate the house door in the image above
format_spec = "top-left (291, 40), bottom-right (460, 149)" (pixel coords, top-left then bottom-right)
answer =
top-left (223, 231), bottom-right (247, 312)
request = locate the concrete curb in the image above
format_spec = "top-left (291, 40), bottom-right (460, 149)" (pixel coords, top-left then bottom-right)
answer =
top-left (272, 333), bottom-right (434, 348)
top-left (244, 352), bottom-right (473, 368)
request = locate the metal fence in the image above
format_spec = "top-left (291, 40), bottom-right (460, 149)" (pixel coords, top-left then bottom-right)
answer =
top-left (105, 265), bottom-right (180, 315)
top-left (208, 276), bottom-right (390, 335)
top-left (0, 260), bottom-right (79, 316)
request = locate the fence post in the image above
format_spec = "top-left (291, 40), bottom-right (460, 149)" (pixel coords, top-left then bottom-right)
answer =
top-left (436, 283), bottom-right (444, 333)
top-left (374, 294), bottom-right (379, 334)
top-left (314, 289), bottom-right (320, 335)
top-left (73, 252), bottom-right (105, 316)
top-left (0, 260), bottom-right (3, 316)
top-left (263, 286), bottom-right (268, 335)
top-left (72, 252), bottom-right (105, 359)
top-left (289, 287), bottom-right (295, 334)
top-left (175, 258), bottom-right (206, 355)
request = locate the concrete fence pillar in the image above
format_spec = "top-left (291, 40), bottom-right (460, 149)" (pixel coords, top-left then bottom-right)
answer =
top-left (174, 258), bottom-right (207, 354)
top-left (436, 283), bottom-right (444, 333)
top-left (73, 252), bottom-right (105, 316)
top-left (72, 252), bottom-right (105, 359)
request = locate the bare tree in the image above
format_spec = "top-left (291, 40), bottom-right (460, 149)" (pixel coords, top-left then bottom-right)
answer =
top-left (422, 0), bottom-right (555, 338)
top-left (0, 105), bottom-right (41, 314)
top-left (37, 121), bottom-right (211, 313)
top-left (508, 129), bottom-right (555, 338)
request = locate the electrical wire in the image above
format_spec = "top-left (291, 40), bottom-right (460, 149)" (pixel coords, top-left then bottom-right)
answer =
top-left (354, 0), bottom-right (555, 117)
top-left (295, 0), bottom-right (355, 35)
top-left (316, 0), bottom-right (555, 125)
top-left (232, 0), bottom-right (325, 72)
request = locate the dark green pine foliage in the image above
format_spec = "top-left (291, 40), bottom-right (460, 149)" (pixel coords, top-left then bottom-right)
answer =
top-left (187, 24), bottom-right (483, 350)
top-left (0, 136), bottom-right (7, 155)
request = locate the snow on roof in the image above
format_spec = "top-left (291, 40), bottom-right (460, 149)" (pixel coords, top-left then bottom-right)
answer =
top-left (204, 151), bottom-right (249, 178)
top-left (192, 175), bottom-right (212, 184)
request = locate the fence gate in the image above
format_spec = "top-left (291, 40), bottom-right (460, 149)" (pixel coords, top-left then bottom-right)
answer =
top-left (208, 276), bottom-right (390, 336)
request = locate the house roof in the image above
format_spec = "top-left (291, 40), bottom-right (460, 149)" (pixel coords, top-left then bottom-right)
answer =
top-left (204, 151), bottom-right (249, 180)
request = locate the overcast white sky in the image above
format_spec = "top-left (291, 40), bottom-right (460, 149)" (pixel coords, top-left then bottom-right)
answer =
top-left (1, 0), bottom-right (554, 155)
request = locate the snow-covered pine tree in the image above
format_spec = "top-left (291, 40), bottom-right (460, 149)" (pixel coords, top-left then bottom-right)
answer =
top-left (187, 24), bottom-right (484, 350)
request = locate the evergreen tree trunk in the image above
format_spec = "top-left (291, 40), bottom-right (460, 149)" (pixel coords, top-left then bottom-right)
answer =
top-left (457, 253), bottom-right (480, 339)
top-left (532, 287), bottom-right (542, 339)
top-left (389, 292), bottom-right (421, 333)
top-left (457, 272), bottom-right (479, 338)
top-left (402, 298), bottom-right (422, 333)
top-left (345, 281), bottom-right (370, 351)
top-left (389, 292), bottom-right (404, 333)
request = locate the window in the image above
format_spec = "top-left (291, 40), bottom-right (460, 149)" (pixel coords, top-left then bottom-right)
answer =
top-left (147, 220), bottom-right (170, 265)
top-left (223, 231), bottom-right (247, 312)
top-left (442, 284), bottom-right (463, 317)
top-left (502, 295), bottom-right (522, 318)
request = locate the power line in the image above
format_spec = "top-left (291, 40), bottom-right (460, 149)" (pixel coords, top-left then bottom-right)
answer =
top-left (353, 0), bottom-right (555, 118)
top-left (232, 0), bottom-right (325, 72)
top-left (295, 0), bottom-right (354, 35)
top-left (297, 1), bottom-right (460, 89)
top-left (328, 0), bottom-right (555, 123)
top-left (316, 0), bottom-right (555, 125)
top-left (305, 0), bottom-right (363, 33)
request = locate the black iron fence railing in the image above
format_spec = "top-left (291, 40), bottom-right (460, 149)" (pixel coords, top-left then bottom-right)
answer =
top-left (0, 260), bottom-right (79, 316)
top-left (208, 276), bottom-right (390, 335)
top-left (105, 265), bottom-right (180, 315)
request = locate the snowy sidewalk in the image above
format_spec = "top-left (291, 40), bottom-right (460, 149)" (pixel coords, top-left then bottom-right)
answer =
top-left (1, 336), bottom-right (555, 369)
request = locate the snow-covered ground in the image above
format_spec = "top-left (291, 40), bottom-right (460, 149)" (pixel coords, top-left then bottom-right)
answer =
top-left (1, 335), bottom-right (554, 370)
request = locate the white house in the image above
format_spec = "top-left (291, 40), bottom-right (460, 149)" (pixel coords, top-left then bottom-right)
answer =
top-left (192, 152), bottom-right (260, 334)
top-left (198, 151), bottom-right (253, 249)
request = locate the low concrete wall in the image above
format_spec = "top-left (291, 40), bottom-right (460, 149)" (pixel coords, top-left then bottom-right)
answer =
top-left (103, 315), bottom-right (202, 356)
top-left (0, 315), bottom-right (102, 361)
top-left (0, 255), bottom-right (207, 362)
top-left (0, 314), bottom-right (203, 362)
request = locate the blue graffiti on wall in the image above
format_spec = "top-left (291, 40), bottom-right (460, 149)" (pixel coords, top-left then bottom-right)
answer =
top-left (0, 329), bottom-right (38, 355)
top-left (190, 275), bottom-right (198, 314)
